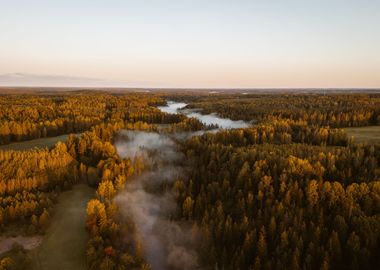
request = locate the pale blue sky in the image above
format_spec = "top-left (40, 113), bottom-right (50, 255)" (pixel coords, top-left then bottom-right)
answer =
top-left (0, 0), bottom-right (379, 87)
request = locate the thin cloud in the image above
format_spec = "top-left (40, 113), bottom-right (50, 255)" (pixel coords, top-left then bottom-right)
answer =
top-left (0, 73), bottom-right (171, 88)
top-left (0, 73), bottom-right (105, 87)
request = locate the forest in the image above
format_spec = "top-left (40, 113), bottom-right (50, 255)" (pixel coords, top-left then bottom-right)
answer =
top-left (0, 90), bottom-right (379, 270)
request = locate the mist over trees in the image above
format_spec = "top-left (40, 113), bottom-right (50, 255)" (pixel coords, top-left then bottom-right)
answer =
top-left (0, 91), bottom-right (379, 270)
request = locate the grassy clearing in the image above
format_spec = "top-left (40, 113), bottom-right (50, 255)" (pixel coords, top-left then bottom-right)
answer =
top-left (0, 236), bottom-right (42, 255)
top-left (344, 126), bottom-right (380, 144)
top-left (31, 184), bottom-right (94, 270)
top-left (0, 135), bottom-right (70, 151)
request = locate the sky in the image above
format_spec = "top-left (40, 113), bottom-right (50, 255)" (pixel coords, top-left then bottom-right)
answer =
top-left (0, 0), bottom-right (379, 88)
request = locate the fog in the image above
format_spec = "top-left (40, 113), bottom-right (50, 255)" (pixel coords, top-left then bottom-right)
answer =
top-left (115, 131), bottom-right (200, 270)
top-left (158, 101), bottom-right (250, 129)
top-left (186, 112), bottom-right (249, 129)
top-left (114, 103), bottom-right (250, 269)
top-left (115, 130), bottom-right (179, 163)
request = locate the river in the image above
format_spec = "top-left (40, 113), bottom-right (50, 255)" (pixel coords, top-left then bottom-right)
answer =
top-left (157, 101), bottom-right (249, 129)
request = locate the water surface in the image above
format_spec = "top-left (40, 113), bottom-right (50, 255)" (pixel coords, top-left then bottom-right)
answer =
top-left (157, 101), bottom-right (187, 114)
top-left (158, 101), bottom-right (249, 129)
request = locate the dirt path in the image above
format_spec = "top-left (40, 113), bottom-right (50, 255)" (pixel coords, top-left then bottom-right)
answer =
top-left (32, 184), bottom-right (94, 270)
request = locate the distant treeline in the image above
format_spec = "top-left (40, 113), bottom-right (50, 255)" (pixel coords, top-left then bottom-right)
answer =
top-left (184, 93), bottom-right (380, 127)
top-left (0, 93), bottom-right (183, 145)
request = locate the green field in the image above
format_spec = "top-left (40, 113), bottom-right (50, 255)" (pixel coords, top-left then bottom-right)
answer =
top-left (32, 184), bottom-right (94, 270)
top-left (344, 126), bottom-right (380, 144)
top-left (0, 135), bottom-right (72, 151)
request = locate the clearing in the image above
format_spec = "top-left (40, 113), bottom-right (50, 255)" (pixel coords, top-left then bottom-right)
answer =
top-left (32, 184), bottom-right (94, 270)
top-left (344, 126), bottom-right (380, 144)
top-left (0, 236), bottom-right (42, 255)
top-left (0, 135), bottom-right (70, 151)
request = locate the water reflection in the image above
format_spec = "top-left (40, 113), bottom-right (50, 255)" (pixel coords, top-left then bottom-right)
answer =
top-left (158, 101), bottom-right (249, 129)
top-left (157, 101), bottom-right (187, 114)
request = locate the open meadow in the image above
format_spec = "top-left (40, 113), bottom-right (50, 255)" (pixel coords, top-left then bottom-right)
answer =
top-left (0, 135), bottom-right (70, 151)
top-left (344, 126), bottom-right (380, 144)
top-left (31, 185), bottom-right (94, 270)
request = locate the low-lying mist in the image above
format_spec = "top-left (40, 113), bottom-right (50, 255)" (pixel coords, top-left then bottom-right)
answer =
top-left (115, 131), bottom-right (179, 163)
top-left (115, 130), bottom-right (200, 270)
top-left (186, 111), bottom-right (249, 129)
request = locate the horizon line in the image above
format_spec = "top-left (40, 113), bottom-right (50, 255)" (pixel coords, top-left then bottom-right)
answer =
top-left (0, 86), bottom-right (380, 90)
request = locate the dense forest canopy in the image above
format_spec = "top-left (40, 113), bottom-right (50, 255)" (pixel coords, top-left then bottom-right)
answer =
top-left (178, 93), bottom-right (380, 127)
top-left (0, 90), bottom-right (379, 270)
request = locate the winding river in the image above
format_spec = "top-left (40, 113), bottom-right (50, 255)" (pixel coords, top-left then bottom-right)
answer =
top-left (157, 101), bottom-right (249, 129)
